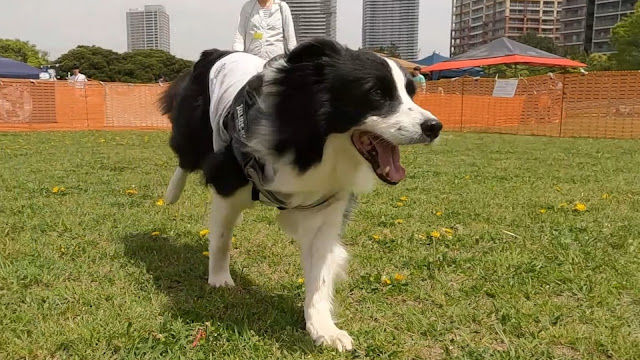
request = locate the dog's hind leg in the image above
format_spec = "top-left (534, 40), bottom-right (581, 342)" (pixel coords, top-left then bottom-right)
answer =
top-left (164, 167), bottom-right (189, 204)
top-left (278, 195), bottom-right (354, 352)
top-left (207, 185), bottom-right (253, 287)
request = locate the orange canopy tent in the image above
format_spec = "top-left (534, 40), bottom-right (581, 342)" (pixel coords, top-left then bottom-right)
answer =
top-left (422, 37), bottom-right (586, 72)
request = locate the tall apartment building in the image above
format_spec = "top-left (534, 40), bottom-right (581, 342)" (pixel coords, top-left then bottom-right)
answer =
top-left (560, 0), bottom-right (637, 53)
top-left (362, 0), bottom-right (420, 60)
top-left (451, 0), bottom-right (562, 56)
top-left (126, 5), bottom-right (170, 53)
top-left (286, 0), bottom-right (337, 42)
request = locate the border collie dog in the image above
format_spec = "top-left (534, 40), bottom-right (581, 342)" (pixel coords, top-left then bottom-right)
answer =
top-left (159, 39), bottom-right (441, 351)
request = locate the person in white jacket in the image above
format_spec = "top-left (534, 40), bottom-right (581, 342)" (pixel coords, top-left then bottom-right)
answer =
top-left (233, 0), bottom-right (297, 60)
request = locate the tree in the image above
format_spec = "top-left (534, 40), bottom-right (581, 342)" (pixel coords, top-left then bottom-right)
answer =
top-left (516, 31), bottom-right (561, 55)
top-left (55, 46), bottom-right (193, 83)
top-left (369, 43), bottom-right (402, 58)
top-left (114, 50), bottom-right (193, 83)
top-left (611, 2), bottom-right (640, 70)
top-left (55, 45), bottom-right (122, 81)
top-left (0, 39), bottom-right (49, 67)
top-left (586, 53), bottom-right (616, 71)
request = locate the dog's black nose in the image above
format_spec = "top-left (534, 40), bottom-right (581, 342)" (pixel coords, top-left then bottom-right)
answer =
top-left (420, 118), bottom-right (443, 139)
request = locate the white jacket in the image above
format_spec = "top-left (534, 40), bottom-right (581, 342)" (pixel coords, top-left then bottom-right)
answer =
top-left (232, 0), bottom-right (297, 60)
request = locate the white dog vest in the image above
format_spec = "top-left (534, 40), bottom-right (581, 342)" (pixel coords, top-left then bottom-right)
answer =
top-left (209, 52), bottom-right (334, 210)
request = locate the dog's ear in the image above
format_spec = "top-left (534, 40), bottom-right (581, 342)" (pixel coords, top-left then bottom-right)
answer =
top-left (286, 39), bottom-right (343, 65)
top-left (271, 40), bottom-right (345, 172)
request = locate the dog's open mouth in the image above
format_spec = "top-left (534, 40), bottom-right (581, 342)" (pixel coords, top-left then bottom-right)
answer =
top-left (352, 130), bottom-right (406, 185)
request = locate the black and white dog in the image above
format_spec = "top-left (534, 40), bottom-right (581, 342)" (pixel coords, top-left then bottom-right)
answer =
top-left (159, 39), bottom-right (441, 351)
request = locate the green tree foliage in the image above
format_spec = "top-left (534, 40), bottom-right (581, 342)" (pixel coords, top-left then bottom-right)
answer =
top-left (0, 39), bottom-right (50, 67)
top-left (55, 46), bottom-right (121, 81)
top-left (610, 2), bottom-right (640, 70)
top-left (55, 46), bottom-right (194, 83)
top-left (516, 31), bottom-right (561, 55)
top-left (369, 43), bottom-right (402, 58)
top-left (586, 53), bottom-right (616, 71)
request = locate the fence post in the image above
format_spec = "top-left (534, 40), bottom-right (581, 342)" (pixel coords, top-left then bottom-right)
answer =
top-left (460, 77), bottom-right (465, 132)
top-left (558, 74), bottom-right (565, 138)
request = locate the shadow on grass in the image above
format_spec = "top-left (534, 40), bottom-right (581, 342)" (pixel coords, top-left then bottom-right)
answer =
top-left (121, 232), bottom-right (312, 352)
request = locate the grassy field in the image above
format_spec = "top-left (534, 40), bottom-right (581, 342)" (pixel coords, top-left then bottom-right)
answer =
top-left (1, 131), bottom-right (640, 359)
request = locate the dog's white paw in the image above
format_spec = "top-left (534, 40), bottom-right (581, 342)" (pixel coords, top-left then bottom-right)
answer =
top-left (307, 323), bottom-right (353, 352)
top-left (208, 273), bottom-right (235, 287)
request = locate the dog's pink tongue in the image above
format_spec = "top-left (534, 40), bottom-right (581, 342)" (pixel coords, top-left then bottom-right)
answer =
top-left (374, 141), bottom-right (406, 183)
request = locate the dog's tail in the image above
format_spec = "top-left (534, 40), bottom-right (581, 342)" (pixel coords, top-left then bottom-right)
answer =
top-left (158, 70), bottom-right (191, 117)
top-left (165, 167), bottom-right (188, 204)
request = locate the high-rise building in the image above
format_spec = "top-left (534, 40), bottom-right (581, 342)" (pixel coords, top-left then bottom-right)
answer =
top-left (286, 0), bottom-right (337, 42)
top-left (362, 0), bottom-right (420, 61)
top-left (560, 0), bottom-right (637, 54)
top-left (126, 5), bottom-right (171, 53)
top-left (450, 0), bottom-right (562, 56)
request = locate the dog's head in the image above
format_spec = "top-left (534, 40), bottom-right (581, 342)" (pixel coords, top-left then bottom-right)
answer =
top-left (264, 39), bottom-right (442, 185)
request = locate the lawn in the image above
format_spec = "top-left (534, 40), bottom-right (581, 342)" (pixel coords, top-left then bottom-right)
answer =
top-left (1, 131), bottom-right (639, 359)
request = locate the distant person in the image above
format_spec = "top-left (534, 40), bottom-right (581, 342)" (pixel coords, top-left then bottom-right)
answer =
top-left (412, 66), bottom-right (426, 93)
top-left (69, 66), bottom-right (87, 83)
top-left (158, 75), bottom-right (167, 85)
top-left (233, 0), bottom-right (297, 60)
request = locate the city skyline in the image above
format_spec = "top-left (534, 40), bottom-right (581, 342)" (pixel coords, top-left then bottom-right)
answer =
top-left (560, 0), bottom-right (638, 54)
top-left (0, 0), bottom-right (451, 60)
top-left (450, 0), bottom-right (562, 56)
top-left (362, 0), bottom-right (421, 60)
top-left (287, 0), bottom-right (338, 43)
top-left (126, 5), bottom-right (171, 52)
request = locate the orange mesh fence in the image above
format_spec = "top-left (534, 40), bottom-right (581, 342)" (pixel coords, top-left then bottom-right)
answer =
top-left (0, 79), bottom-right (170, 131)
top-left (105, 83), bottom-right (170, 129)
top-left (1, 72), bottom-right (640, 139)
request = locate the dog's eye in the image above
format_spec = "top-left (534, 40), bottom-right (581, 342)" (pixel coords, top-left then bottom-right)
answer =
top-left (370, 89), bottom-right (383, 98)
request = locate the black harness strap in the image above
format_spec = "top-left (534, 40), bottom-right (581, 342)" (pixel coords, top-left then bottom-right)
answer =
top-left (225, 82), bottom-right (334, 211)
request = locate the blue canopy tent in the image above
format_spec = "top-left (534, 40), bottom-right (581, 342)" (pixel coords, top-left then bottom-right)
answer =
top-left (416, 52), bottom-right (484, 80)
top-left (0, 57), bottom-right (42, 79)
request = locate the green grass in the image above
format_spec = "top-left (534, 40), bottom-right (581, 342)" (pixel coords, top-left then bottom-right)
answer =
top-left (1, 131), bottom-right (640, 359)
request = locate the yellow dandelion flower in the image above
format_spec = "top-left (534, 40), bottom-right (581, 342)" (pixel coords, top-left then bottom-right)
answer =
top-left (199, 229), bottom-right (209, 237)
top-left (202, 251), bottom-right (209, 257)
top-left (297, 278), bottom-right (305, 284)
top-left (396, 202), bottom-right (404, 207)
top-left (395, 219), bottom-right (404, 225)
top-left (151, 231), bottom-right (160, 236)
top-left (52, 186), bottom-right (60, 193)
top-left (443, 228), bottom-right (454, 237)
top-left (125, 189), bottom-right (138, 196)
top-left (601, 193), bottom-right (610, 199)
top-left (400, 196), bottom-right (408, 202)
top-left (372, 234), bottom-right (381, 240)
top-left (539, 208), bottom-right (547, 214)
top-left (435, 211), bottom-right (443, 217)
top-left (156, 199), bottom-right (165, 206)
top-left (431, 231), bottom-right (441, 239)
top-left (394, 273), bottom-right (406, 281)
top-left (573, 202), bottom-right (587, 212)
top-left (381, 276), bottom-right (391, 285)
top-left (232, 237), bottom-right (237, 244)
top-left (60, 187), bottom-right (66, 192)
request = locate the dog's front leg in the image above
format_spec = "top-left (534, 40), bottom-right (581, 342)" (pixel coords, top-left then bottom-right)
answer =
top-left (207, 185), bottom-right (252, 287)
top-left (278, 196), bottom-right (354, 352)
